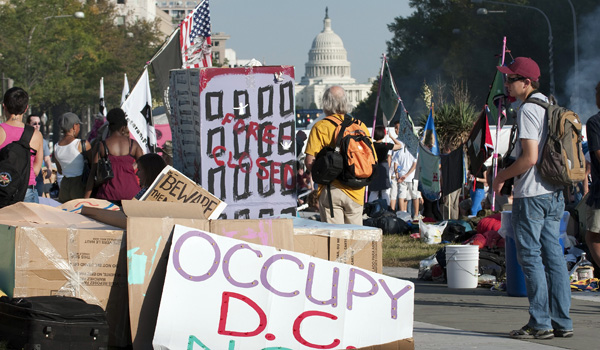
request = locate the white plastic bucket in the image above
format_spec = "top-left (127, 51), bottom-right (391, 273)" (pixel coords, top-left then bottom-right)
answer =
top-left (445, 245), bottom-right (479, 289)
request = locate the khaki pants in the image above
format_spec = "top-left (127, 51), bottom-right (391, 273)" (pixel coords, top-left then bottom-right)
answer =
top-left (443, 188), bottom-right (461, 220)
top-left (318, 185), bottom-right (363, 225)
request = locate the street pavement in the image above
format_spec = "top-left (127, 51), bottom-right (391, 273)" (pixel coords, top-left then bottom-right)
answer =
top-left (383, 267), bottom-right (600, 350)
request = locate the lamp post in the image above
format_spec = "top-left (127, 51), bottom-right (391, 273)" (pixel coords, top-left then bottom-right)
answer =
top-left (565, 0), bottom-right (579, 110)
top-left (472, 0), bottom-right (555, 96)
top-left (25, 11), bottom-right (85, 89)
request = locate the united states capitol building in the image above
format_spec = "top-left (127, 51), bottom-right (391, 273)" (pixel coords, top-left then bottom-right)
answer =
top-left (295, 9), bottom-right (373, 111)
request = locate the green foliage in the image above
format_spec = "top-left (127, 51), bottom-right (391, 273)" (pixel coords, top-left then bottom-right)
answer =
top-left (386, 0), bottom-right (599, 116)
top-left (0, 0), bottom-right (162, 121)
top-left (352, 79), bottom-right (379, 124)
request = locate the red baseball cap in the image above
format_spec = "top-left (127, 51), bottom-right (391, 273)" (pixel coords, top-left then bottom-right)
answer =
top-left (497, 57), bottom-right (540, 82)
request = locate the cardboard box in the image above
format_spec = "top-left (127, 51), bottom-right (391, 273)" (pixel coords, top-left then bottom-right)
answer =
top-left (0, 203), bottom-right (128, 347)
top-left (153, 224), bottom-right (413, 350)
top-left (83, 202), bottom-right (383, 348)
top-left (139, 165), bottom-right (226, 219)
top-left (283, 215), bottom-right (383, 273)
top-left (119, 201), bottom-right (210, 349)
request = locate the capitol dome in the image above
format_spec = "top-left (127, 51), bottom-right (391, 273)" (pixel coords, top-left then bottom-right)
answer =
top-left (295, 8), bottom-right (371, 113)
top-left (300, 8), bottom-right (355, 85)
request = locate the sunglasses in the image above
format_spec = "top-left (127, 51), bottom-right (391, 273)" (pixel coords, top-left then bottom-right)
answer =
top-left (30, 122), bottom-right (41, 126)
top-left (506, 76), bottom-right (527, 83)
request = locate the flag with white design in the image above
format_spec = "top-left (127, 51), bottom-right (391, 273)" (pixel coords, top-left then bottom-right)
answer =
top-left (99, 77), bottom-right (107, 117)
top-left (121, 68), bottom-right (156, 154)
top-left (180, 0), bottom-right (212, 68)
top-left (121, 73), bottom-right (130, 105)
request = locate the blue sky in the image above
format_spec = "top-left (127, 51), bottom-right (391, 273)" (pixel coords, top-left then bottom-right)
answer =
top-left (210, 0), bottom-right (414, 84)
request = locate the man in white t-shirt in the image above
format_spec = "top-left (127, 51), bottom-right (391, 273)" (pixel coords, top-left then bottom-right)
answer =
top-left (392, 144), bottom-right (419, 219)
top-left (493, 57), bottom-right (571, 339)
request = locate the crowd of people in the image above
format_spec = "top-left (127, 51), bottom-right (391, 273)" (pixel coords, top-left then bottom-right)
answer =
top-left (2, 55), bottom-right (600, 341)
top-left (0, 87), bottom-right (169, 208)
top-left (299, 58), bottom-right (600, 340)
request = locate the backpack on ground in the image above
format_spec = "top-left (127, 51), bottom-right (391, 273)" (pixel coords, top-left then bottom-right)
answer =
top-left (0, 125), bottom-right (36, 208)
top-left (525, 96), bottom-right (586, 187)
top-left (311, 115), bottom-right (377, 217)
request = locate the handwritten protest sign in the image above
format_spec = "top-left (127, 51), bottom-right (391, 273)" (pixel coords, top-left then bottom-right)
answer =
top-left (139, 165), bottom-right (226, 220)
top-left (153, 224), bottom-right (414, 349)
top-left (169, 67), bottom-right (297, 219)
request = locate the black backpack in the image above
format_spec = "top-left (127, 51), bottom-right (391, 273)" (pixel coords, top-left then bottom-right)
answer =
top-left (0, 125), bottom-right (36, 208)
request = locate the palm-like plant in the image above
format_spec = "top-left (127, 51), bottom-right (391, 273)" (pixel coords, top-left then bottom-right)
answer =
top-left (417, 80), bottom-right (478, 151)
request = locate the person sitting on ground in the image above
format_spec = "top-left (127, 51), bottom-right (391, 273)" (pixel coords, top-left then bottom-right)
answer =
top-left (85, 108), bottom-right (143, 205)
top-left (134, 153), bottom-right (167, 200)
top-left (54, 113), bottom-right (91, 203)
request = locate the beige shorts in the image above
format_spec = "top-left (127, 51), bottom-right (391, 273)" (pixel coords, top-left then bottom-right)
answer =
top-left (399, 181), bottom-right (420, 200)
top-left (390, 177), bottom-right (398, 199)
top-left (587, 204), bottom-right (600, 233)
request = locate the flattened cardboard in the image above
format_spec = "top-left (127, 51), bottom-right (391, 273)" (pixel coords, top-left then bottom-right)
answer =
top-left (58, 198), bottom-right (121, 214)
top-left (356, 338), bottom-right (415, 350)
top-left (81, 206), bottom-right (127, 229)
top-left (0, 203), bottom-right (128, 347)
top-left (139, 166), bottom-right (226, 219)
top-left (209, 218), bottom-right (294, 250)
top-left (123, 201), bottom-right (210, 349)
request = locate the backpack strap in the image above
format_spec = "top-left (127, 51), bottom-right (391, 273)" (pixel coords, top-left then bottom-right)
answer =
top-left (327, 183), bottom-right (334, 218)
top-left (19, 125), bottom-right (36, 156)
top-left (80, 138), bottom-right (86, 155)
top-left (20, 125), bottom-right (35, 143)
top-left (524, 97), bottom-right (550, 109)
top-left (524, 97), bottom-right (558, 136)
top-left (334, 115), bottom-right (355, 149)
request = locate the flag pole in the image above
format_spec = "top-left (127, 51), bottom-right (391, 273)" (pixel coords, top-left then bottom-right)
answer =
top-left (491, 36), bottom-right (507, 212)
top-left (371, 54), bottom-right (387, 138)
top-left (365, 54), bottom-right (387, 204)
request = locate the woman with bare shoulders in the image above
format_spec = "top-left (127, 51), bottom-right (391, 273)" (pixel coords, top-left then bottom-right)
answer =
top-left (85, 108), bottom-right (143, 205)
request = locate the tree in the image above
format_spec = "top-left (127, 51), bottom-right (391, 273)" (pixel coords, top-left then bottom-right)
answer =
top-left (385, 0), bottom-right (599, 117)
top-left (0, 0), bottom-right (162, 138)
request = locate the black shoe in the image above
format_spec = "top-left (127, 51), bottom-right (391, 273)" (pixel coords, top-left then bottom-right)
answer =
top-left (554, 329), bottom-right (574, 338)
top-left (510, 325), bottom-right (554, 340)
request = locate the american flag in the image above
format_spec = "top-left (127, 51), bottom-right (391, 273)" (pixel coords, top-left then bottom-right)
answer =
top-left (180, 0), bottom-right (212, 68)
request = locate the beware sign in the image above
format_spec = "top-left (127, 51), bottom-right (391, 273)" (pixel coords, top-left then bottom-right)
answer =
top-left (139, 166), bottom-right (226, 220)
top-left (153, 224), bottom-right (414, 349)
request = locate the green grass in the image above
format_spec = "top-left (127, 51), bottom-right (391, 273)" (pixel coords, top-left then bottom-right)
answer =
top-left (383, 234), bottom-right (447, 268)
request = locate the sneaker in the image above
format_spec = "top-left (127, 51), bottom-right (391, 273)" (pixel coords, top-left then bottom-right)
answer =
top-left (554, 329), bottom-right (574, 338)
top-left (509, 326), bottom-right (554, 340)
top-left (413, 214), bottom-right (424, 221)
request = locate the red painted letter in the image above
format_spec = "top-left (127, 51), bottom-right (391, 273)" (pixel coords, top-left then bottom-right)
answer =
top-left (218, 292), bottom-right (267, 337)
top-left (292, 311), bottom-right (340, 349)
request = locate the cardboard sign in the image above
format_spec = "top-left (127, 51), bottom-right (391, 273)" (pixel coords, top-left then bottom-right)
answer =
top-left (153, 225), bottom-right (413, 349)
top-left (140, 165), bottom-right (226, 220)
top-left (169, 67), bottom-right (297, 219)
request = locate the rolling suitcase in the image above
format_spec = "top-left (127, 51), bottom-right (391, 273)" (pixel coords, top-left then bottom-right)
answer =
top-left (0, 295), bottom-right (109, 350)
